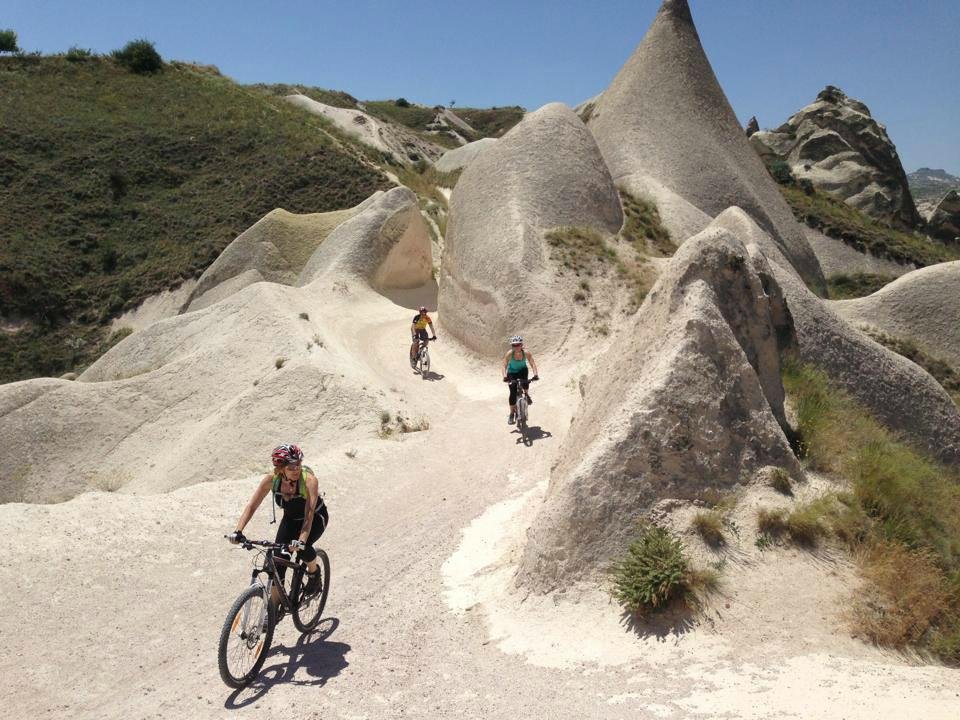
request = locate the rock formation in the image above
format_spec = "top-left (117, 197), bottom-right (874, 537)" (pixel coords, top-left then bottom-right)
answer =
top-left (927, 190), bottom-right (960, 243)
top-left (433, 138), bottom-right (497, 173)
top-left (833, 261), bottom-right (960, 368)
top-left (750, 86), bottom-right (921, 229)
top-left (517, 222), bottom-right (801, 590)
top-left (584, 0), bottom-right (824, 290)
top-left (745, 116), bottom-right (759, 137)
top-left (770, 258), bottom-right (960, 464)
top-left (0, 188), bottom-right (432, 503)
top-left (438, 103), bottom-right (623, 357)
top-left (181, 189), bottom-right (431, 312)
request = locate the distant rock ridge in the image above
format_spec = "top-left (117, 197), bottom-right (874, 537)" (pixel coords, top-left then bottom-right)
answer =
top-left (584, 0), bottom-right (824, 291)
top-left (750, 86), bottom-right (921, 229)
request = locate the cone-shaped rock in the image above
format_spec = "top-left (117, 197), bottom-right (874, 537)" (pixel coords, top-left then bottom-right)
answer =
top-left (517, 219), bottom-right (801, 591)
top-left (587, 0), bottom-right (824, 289)
top-left (439, 103), bottom-right (623, 357)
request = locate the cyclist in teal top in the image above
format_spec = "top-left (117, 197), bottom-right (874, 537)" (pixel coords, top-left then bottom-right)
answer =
top-left (501, 335), bottom-right (539, 424)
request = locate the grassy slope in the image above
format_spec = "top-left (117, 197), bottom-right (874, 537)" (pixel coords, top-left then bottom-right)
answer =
top-left (778, 183), bottom-right (959, 267)
top-left (0, 56), bottom-right (388, 383)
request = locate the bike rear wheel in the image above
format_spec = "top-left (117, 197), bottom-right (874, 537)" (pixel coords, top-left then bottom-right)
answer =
top-left (218, 584), bottom-right (274, 688)
top-left (293, 550), bottom-right (331, 633)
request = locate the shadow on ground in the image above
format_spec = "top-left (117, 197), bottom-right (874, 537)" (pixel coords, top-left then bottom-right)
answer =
top-left (515, 425), bottom-right (553, 446)
top-left (224, 617), bottom-right (348, 708)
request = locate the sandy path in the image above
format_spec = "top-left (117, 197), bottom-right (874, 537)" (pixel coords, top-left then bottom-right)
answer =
top-left (2, 291), bottom-right (958, 719)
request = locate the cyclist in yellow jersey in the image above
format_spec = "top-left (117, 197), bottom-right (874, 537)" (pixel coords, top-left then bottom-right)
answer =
top-left (502, 335), bottom-right (539, 424)
top-left (410, 306), bottom-right (437, 367)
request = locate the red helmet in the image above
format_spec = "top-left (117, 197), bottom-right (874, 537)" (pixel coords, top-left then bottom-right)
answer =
top-left (271, 443), bottom-right (303, 467)
top-left (419, 306), bottom-right (428, 313)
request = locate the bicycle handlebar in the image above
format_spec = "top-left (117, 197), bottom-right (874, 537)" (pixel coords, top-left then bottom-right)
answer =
top-left (224, 535), bottom-right (289, 551)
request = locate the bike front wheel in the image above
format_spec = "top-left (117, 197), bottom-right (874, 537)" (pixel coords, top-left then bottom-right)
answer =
top-left (419, 350), bottom-right (430, 377)
top-left (293, 549), bottom-right (331, 633)
top-left (218, 584), bottom-right (274, 688)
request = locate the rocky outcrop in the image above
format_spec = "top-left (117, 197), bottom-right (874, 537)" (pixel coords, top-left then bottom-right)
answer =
top-left (751, 86), bottom-right (921, 229)
top-left (927, 190), bottom-right (960, 243)
top-left (771, 258), bottom-right (960, 465)
top-left (181, 189), bottom-right (431, 312)
top-left (0, 187), bottom-right (434, 503)
top-left (584, 0), bottom-right (824, 290)
top-left (438, 103), bottom-right (623, 358)
top-left (517, 220), bottom-right (801, 591)
top-left (833, 261), bottom-right (960, 368)
top-left (182, 205), bottom-right (362, 312)
top-left (284, 94), bottom-right (443, 164)
top-left (433, 138), bottom-right (497, 173)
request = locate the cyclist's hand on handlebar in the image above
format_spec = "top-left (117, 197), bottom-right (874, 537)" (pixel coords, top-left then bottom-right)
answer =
top-left (289, 539), bottom-right (305, 553)
top-left (227, 531), bottom-right (246, 545)
top-left (431, 335), bottom-right (437, 341)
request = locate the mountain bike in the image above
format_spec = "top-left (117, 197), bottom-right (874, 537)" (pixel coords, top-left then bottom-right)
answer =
top-left (218, 536), bottom-right (330, 688)
top-left (507, 376), bottom-right (538, 435)
top-left (413, 335), bottom-right (437, 376)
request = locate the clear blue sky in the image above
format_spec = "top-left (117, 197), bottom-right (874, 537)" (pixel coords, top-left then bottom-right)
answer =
top-left (6, 0), bottom-right (959, 172)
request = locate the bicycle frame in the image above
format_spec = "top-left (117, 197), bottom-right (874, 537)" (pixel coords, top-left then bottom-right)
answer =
top-left (249, 548), bottom-right (305, 617)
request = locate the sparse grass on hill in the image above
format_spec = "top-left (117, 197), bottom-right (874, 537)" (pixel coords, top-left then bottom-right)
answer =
top-left (248, 82), bottom-right (358, 109)
top-left (691, 510), bottom-right (726, 547)
top-left (363, 100), bottom-right (436, 130)
top-left (610, 523), bottom-right (717, 617)
top-left (781, 357), bottom-right (960, 663)
top-left (0, 55), bottom-right (388, 382)
top-left (827, 272), bottom-right (896, 299)
top-left (453, 106), bottom-right (525, 138)
top-left (777, 183), bottom-right (958, 267)
top-left (619, 190), bottom-right (674, 256)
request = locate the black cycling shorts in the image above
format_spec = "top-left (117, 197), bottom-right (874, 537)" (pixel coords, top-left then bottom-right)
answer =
top-left (413, 328), bottom-right (429, 342)
top-left (274, 503), bottom-right (328, 573)
top-left (507, 368), bottom-right (530, 405)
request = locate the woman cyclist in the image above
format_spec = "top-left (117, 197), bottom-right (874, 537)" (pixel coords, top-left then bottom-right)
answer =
top-left (229, 443), bottom-right (328, 597)
top-left (502, 335), bottom-right (539, 424)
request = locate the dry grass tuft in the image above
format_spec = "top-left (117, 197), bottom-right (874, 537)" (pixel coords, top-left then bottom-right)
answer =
top-left (692, 511), bottom-right (725, 547)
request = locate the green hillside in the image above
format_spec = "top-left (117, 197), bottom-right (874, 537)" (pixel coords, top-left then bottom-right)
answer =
top-left (0, 55), bottom-right (388, 383)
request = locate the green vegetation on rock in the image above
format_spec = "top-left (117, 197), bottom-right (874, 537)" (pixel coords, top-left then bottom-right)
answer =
top-left (610, 523), bottom-right (716, 616)
top-left (0, 55), bottom-right (388, 382)
top-left (778, 183), bottom-right (958, 267)
top-left (453, 106), bottom-right (525, 138)
top-left (248, 82), bottom-right (359, 109)
top-left (782, 357), bottom-right (960, 663)
top-left (826, 272), bottom-right (896, 299)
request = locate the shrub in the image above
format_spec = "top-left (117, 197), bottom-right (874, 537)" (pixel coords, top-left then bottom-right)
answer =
top-left (767, 160), bottom-right (795, 185)
top-left (274, 357), bottom-right (286, 369)
top-left (852, 541), bottom-right (949, 648)
top-left (112, 39), bottom-right (162, 74)
top-left (394, 97), bottom-right (411, 108)
top-left (610, 523), bottom-right (715, 616)
top-left (298, 312), bottom-right (309, 321)
top-left (769, 468), bottom-right (793, 495)
top-left (0, 29), bottom-right (18, 53)
top-left (692, 511), bottom-right (725, 547)
top-left (65, 46), bottom-right (93, 62)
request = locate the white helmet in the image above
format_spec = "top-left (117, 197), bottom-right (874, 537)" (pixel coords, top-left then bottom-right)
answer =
top-left (509, 335), bottom-right (523, 345)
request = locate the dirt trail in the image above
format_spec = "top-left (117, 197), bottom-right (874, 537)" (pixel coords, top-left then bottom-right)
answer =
top-left (1, 289), bottom-right (958, 719)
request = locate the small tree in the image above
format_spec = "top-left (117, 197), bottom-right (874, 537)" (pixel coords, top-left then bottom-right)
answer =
top-left (112, 38), bottom-right (162, 74)
top-left (0, 29), bottom-right (19, 53)
top-left (394, 97), bottom-right (410, 108)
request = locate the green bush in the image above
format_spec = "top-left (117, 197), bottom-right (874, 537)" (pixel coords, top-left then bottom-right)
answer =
top-left (610, 523), bottom-right (713, 615)
top-left (0, 29), bottom-right (18, 53)
top-left (767, 160), bottom-right (795, 185)
top-left (112, 39), bottom-right (163, 74)
top-left (65, 46), bottom-right (93, 62)
top-left (395, 97), bottom-right (411, 108)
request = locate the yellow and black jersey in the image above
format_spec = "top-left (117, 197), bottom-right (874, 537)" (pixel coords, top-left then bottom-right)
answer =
top-left (412, 313), bottom-right (433, 330)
